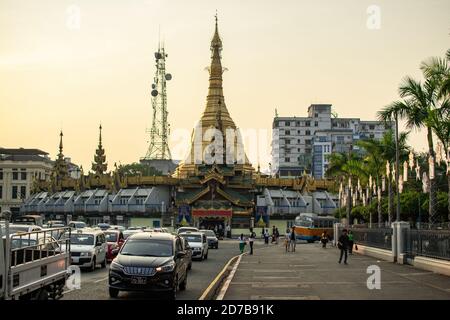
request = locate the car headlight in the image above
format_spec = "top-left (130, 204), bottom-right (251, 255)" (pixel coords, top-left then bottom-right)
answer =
top-left (156, 262), bottom-right (175, 272)
top-left (80, 252), bottom-right (91, 257)
top-left (110, 261), bottom-right (124, 272)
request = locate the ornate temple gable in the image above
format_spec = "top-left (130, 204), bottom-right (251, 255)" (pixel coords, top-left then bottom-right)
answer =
top-left (176, 186), bottom-right (211, 205)
top-left (216, 187), bottom-right (253, 207)
top-left (92, 124), bottom-right (108, 177)
top-left (199, 164), bottom-right (226, 185)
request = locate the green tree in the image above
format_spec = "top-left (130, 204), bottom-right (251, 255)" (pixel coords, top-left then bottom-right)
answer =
top-left (378, 72), bottom-right (444, 224)
top-left (117, 162), bottom-right (162, 176)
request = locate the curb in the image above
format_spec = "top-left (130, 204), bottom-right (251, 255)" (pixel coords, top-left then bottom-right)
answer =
top-left (198, 252), bottom-right (246, 300)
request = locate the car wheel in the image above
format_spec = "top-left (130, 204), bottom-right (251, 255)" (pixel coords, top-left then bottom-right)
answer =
top-left (204, 251), bottom-right (208, 260)
top-left (109, 287), bottom-right (119, 298)
top-left (215, 244), bottom-right (219, 249)
top-left (101, 258), bottom-right (106, 268)
top-left (90, 257), bottom-right (96, 272)
top-left (179, 273), bottom-right (187, 291)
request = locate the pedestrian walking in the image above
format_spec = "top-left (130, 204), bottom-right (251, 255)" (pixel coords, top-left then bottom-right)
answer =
top-left (238, 233), bottom-right (246, 254)
top-left (338, 229), bottom-right (350, 264)
top-left (285, 228), bottom-right (291, 252)
top-left (264, 229), bottom-right (269, 245)
top-left (321, 230), bottom-right (329, 248)
top-left (348, 230), bottom-right (354, 255)
top-left (226, 224), bottom-right (231, 238)
top-left (289, 226), bottom-right (296, 252)
top-left (249, 228), bottom-right (256, 255)
top-left (275, 227), bottom-right (280, 244)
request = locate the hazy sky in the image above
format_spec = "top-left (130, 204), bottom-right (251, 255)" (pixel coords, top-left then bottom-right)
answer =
top-left (1, 0), bottom-right (449, 170)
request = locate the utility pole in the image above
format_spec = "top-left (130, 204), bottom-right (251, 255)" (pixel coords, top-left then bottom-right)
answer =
top-left (395, 114), bottom-right (401, 222)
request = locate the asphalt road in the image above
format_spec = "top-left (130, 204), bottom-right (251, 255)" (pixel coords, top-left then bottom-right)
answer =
top-left (62, 240), bottom-right (242, 300)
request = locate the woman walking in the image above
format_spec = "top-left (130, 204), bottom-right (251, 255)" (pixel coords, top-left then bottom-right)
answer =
top-left (238, 233), bottom-right (246, 254)
top-left (285, 228), bottom-right (291, 252)
top-left (290, 226), bottom-right (296, 252)
top-left (348, 230), bottom-right (354, 255)
top-left (321, 230), bottom-right (329, 248)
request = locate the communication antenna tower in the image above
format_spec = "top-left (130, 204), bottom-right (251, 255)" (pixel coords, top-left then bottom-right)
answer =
top-left (143, 43), bottom-right (172, 160)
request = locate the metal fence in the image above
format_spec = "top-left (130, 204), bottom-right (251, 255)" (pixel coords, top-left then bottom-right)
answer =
top-left (403, 229), bottom-right (450, 261)
top-left (338, 225), bottom-right (393, 250)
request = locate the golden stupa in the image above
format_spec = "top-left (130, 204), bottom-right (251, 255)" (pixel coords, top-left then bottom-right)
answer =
top-left (174, 16), bottom-right (254, 179)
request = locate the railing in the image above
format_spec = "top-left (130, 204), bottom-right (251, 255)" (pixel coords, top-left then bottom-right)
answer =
top-left (345, 226), bottom-right (393, 250)
top-left (403, 229), bottom-right (450, 261)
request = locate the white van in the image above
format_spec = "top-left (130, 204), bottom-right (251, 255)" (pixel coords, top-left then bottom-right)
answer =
top-left (66, 228), bottom-right (107, 271)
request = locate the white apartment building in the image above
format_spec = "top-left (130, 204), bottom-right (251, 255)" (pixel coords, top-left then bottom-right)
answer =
top-left (0, 148), bottom-right (53, 215)
top-left (272, 104), bottom-right (393, 178)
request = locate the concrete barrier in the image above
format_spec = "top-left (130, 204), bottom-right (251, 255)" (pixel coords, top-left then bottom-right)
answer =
top-left (354, 244), bottom-right (394, 262)
top-left (411, 256), bottom-right (450, 277)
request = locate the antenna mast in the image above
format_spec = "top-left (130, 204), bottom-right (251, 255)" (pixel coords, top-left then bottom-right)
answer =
top-left (143, 43), bottom-right (172, 160)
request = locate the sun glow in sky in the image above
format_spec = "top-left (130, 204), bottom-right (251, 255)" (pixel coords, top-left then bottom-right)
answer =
top-left (1, 0), bottom-right (449, 170)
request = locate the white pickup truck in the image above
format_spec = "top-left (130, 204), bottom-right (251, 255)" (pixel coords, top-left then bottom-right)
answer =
top-left (1, 211), bottom-right (71, 300)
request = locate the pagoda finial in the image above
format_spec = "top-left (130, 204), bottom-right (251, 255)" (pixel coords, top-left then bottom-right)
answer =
top-left (59, 130), bottom-right (64, 154)
top-left (98, 123), bottom-right (103, 147)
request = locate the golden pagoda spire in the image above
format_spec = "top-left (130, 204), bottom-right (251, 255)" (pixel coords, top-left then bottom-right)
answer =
top-left (201, 13), bottom-right (235, 129)
top-left (92, 124), bottom-right (107, 176)
top-left (54, 130), bottom-right (68, 182)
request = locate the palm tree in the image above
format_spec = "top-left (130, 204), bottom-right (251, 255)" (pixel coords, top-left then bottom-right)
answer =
top-left (326, 152), bottom-right (363, 225)
top-left (421, 50), bottom-right (450, 222)
top-left (378, 74), bottom-right (443, 224)
top-left (357, 130), bottom-right (410, 225)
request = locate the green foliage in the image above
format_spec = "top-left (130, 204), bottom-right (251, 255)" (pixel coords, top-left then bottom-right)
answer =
top-left (117, 162), bottom-right (162, 176)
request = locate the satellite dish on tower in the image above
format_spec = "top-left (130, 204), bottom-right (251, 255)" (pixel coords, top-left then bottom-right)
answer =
top-left (155, 52), bottom-right (162, 59)
top-left (165, 73), bottom-right (172, 81)
top-left (151, 89), bottom-right (158, 97)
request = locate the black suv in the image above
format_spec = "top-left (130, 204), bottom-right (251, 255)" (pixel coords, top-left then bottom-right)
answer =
top-left (108, 232), bottom-right (188, 299)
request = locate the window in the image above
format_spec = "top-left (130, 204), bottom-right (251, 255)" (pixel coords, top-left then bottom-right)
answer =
top-left (305, 121), bottom-right (310, 127)
top-left (297, 130), bottom-right (301, 134)
top-left (370, 134), bottom-right (375, 139)
top-left (369, 125), bottom-right (375, 130)
top-left (285, 139), bottom-right (290, 144)
top-left (285, 157), bottom-right (290, 163)
top-left (305, 139), bottom-right (311, 145)
top-left (20, 169), bottom-right (26, 180)
top-left (12, 186), bottom-right (18, 199)
top-left (285, 130), bottom-right (290, 135)
top-left (305, 130), bottom-right (310, 136)
top-left (297, 148), bottom-right (300, 152)
top-left (285, 121), bottom-right (290, 126)
top-left (297, 139), bottom-right (300, 143)
top-left (305, 148), bottom-right (311, 154)
top-left (315, 113), bottom-right (319, 118)
top-left (20, 186), bottom-right (26, 199)
top-left (314, 121), bottom-right (318, 127)
top-left (296, 121), bottom-right (300, 126)
top-left (12, 169), bottom-right (18, 180)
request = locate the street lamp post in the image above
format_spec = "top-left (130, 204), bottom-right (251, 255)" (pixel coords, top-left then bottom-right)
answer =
top-left (394, 114), bottom-right (401, 222)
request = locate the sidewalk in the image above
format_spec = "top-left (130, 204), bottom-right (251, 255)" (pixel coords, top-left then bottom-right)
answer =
top-left (222, 242), bottom-right (450, 300)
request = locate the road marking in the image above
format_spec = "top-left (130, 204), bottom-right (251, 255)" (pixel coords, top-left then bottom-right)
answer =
top-left (216, 254), bottom-right (243, 300)
top-left (397, 272), bottom-right (433, 276)
top-left (198, 253), bottom-right (243, 300)
top-left (94, 276), bottom-right (108, 283)
top-left (251, 295), bottom-right (320, 300)
top-left (63, 289), bottom-right (74, 295)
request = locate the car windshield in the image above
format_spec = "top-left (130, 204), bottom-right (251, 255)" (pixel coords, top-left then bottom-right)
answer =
top-left (181, 234), bottom-right (202, 242)
top-left (71, 222), bottom-right (86, 228)
top-left (69, 234), bottom-right (94, 245)
top-left (178, 228), bottom-right (197, 233)
top-left (120, 239), bottom-right (173, 257)
top-left (8, 226), bottom-right (31, 233)
top-left (105, 232), bottom-right (118, 242)
top-left (10, 238), bottom-right (37, 249)
top-left (202, 230), bottom-right (216, 237)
